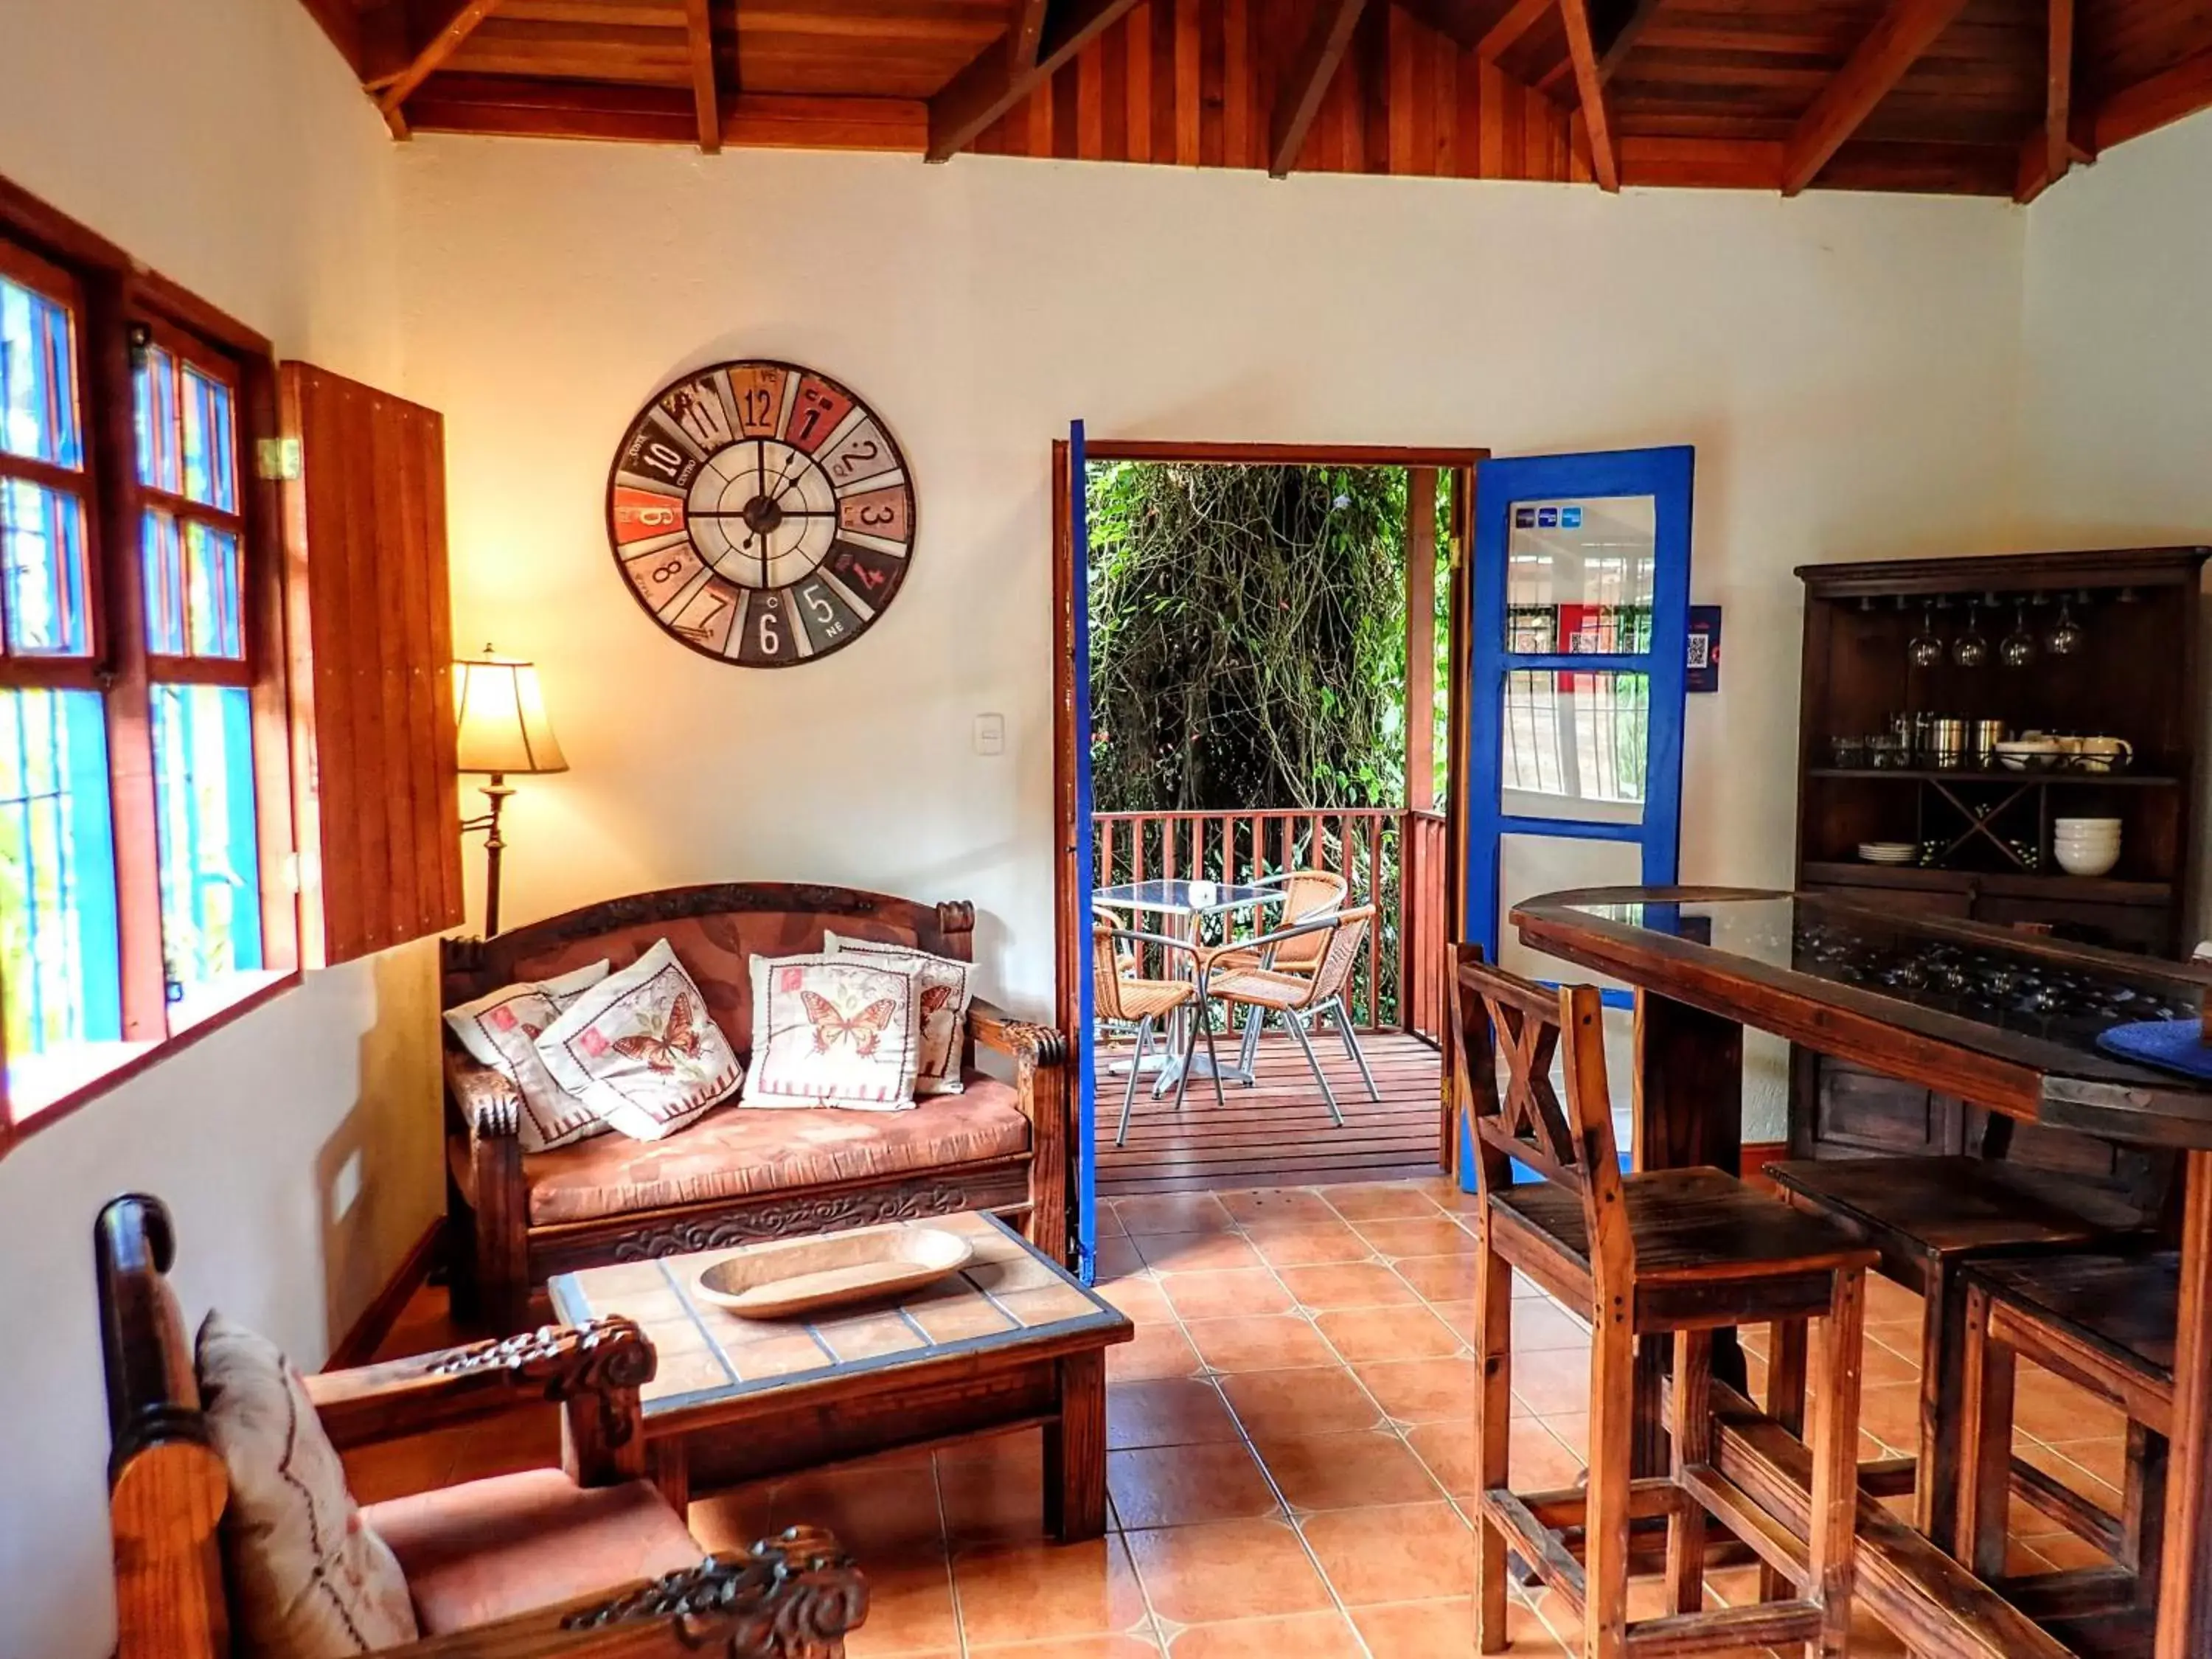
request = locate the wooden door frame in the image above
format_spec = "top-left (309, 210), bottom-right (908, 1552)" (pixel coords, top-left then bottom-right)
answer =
top-left (1051, 439), bottom-right (1489, 1072)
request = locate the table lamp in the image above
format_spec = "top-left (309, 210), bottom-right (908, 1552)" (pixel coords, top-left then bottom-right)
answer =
top-left (454, 648), bottom-right (567, 936)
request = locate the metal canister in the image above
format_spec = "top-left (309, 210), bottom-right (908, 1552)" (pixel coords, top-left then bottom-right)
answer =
top-left (1969, 719), bottom-right (2008, 768)
top-left (1927, 718), bottom-right (1967, 768)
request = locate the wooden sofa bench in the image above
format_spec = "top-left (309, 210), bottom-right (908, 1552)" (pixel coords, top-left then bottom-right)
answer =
top-left (442, 882), bottom-right (1070, 1332)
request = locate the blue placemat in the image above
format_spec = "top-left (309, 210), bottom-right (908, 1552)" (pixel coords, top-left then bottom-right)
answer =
top-left (2098, 1017), bottom-right (2212, 1081)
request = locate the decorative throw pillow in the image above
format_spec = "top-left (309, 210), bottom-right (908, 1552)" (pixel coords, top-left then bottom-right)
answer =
top-left (824, 931), bottom-right (973, 1096)
top-left (740, 951), bottom-right (924, 1112)
top-left (196, 1312), bottom-right (419, 1658)
top-left (535, 938), bottom-right (743, 1141)
top-left (443, 959), bottom-right (612, 1151)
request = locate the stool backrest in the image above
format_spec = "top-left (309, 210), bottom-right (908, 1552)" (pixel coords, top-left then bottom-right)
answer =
top-left (1450, 945), bottom-right (1632, 1277)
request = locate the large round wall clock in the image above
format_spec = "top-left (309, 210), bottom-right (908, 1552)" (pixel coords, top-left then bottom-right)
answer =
top-left (605, 360), bottom-right (915, 667)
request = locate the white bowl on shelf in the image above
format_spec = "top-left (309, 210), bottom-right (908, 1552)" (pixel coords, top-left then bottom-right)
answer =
top-left (2054, 843), bottom-right (2120, 877)
top-left (2054, 817), bottom-right (2122, 833)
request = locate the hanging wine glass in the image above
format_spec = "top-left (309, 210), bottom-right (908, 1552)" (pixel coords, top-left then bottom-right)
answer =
top-left (1907, 603), bottom-right (1944, 669)
top-left (2000, 601), bottom-right (2037, 669)
top-left (2048, 595), bottom-right (2085, 656)
top-left (1951, 599), bottom-right (1989, 669)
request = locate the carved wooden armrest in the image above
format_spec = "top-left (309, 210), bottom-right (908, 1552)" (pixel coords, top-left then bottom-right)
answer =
top-left (306, 1317), bottom-right (655, 1453)
top-left (383, 1529), bottom-right (868, 1659)
top-left (967, 998), bottom-right (1068, 1069)
top-left (445, 1047), bottom-right (524, 1141)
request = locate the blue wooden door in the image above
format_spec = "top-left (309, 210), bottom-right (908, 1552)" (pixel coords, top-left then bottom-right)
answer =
top-left (1067, 420), bottom-right (1099, 1283)
top-left (1463, 445), bottom-right (1695, 982)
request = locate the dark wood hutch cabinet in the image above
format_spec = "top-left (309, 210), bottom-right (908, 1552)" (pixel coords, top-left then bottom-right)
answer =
top-left (1790, 546), bottom-right (2209, 1172)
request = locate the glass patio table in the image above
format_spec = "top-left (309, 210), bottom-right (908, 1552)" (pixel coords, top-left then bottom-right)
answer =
top-left (1504, 884), bottom-right (2212, 1659)
top-left (1093, 878), bottom-right (1284, 1091)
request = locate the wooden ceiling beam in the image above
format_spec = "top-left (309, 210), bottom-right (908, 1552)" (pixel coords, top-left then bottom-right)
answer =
top-left (1558, 0), bottom-right (1620, 191)
top-left (402, 75), bottom-right (929, 151)
top-left (1596, 0), bottom-right (1665, 83)
top-left (1781, 0), bottom-right (1967, 195)
top-left (1536, 0), bottom-right (1663, 94)
top-left (2092, 44), bottom-right (2212, 153)
top-left (375, 0), bottom-right (509, 139)
top-left (684, 0), bottom-right (720, 153)
top-left (1007, 0), bottom-right (1050, 69)
top-left (927, 0), bottom-right (1145, 161)
top-left (1475, 0), bottom-right (1552, 63)
top-left (1269, 0), bottom-right (1373, 178)
top-left (2014, 0), bottom-right (2084, 204)
top-left (2042, 0), bottom-right (2073, 184)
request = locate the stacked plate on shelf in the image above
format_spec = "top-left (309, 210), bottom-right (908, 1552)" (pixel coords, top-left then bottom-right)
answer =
top-left (1856, 842), bottom-right (1919, 866)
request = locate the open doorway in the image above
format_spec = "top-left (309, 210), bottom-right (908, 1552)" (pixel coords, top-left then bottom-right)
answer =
top-left (1052, 442), bottom-right (1483, 1213)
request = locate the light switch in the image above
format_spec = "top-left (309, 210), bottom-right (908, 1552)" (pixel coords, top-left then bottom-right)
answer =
top-left (973, 713), bottom-right (1005, 756)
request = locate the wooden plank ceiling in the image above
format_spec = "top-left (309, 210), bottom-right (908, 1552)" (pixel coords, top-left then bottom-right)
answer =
top-left (296, 0), bottom-right (2212, 197)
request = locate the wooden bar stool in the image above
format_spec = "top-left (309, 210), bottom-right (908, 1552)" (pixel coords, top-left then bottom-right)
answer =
top-left (1764, 1153), bottom-right (2164, 1555)
top-left (1956, 1249), bottom-right (2177, 1649)
top-left (1453, 946), bottom-right (1879, 1658)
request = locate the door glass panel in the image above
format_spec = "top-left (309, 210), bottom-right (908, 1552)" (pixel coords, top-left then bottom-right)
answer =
top-left (1505, 495), bottom-right (1657, 653)
top-left (1498, 832), bottom-right (1641, 991)
top-left (1500, 669), bottom-right (1649, 826)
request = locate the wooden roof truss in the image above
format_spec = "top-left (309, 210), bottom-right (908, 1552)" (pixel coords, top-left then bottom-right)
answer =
top-left (293, 0), bottom-right (2212, 200)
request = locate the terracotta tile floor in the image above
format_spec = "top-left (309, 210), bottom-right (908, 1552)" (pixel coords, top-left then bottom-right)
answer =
top-left (346, 1178), bottom-right (2137, 1658)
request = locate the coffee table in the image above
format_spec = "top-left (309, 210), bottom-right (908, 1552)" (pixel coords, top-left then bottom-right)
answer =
top-left (548, 1211), bottom-right (1133, 1540)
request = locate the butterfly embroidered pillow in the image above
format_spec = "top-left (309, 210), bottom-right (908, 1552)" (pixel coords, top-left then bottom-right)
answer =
top-left (535, 938), bottom-right (743, 1141)
top-left (823, 932), bottom-right (973, 1096)
top-left (444, 959), bottom-right (613, 1151)
top-left (741, 953), bottom-right (923, 1112)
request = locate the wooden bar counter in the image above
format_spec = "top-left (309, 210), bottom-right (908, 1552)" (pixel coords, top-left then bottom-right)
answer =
top-left (1509, 886), bottom-right (2212, 1659)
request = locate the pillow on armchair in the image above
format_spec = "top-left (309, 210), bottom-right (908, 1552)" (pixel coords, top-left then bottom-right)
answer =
top-left (443, 959), bottom-right (611, 1151)
top-left (742, 952), bottom-right (924, 1111)
top-left (824, 931), bottom-right (973, 1096)
top-left (196, 1312), bottom-right (420, 1658)
top-left (536, 939), bottom-right (743, 1141)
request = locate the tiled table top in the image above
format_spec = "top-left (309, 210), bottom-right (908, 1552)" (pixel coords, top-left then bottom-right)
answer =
top-left (549, 1210), bottom-right (1127, 1415)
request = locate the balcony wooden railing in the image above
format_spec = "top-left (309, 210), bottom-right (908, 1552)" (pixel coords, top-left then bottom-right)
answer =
top-left (1093, 807), bottom-right (1450, 1040)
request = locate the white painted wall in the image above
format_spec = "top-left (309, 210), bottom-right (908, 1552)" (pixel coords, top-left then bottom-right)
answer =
top-left (0, 3), bottom-right (436, 1656)
top-left (2017, 109), bottom-right (2212, 932)
top-left (397, 139), bottom-right (2029, 1141)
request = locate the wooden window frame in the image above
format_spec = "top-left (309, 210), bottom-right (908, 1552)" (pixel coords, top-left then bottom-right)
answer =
top-left (0, 175), bottom-right (302, 1155)
top-left (0, 235), bottom-right (102, 687)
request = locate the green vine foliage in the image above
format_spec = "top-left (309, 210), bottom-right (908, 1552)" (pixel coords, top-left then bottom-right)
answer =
top-left (1087, 462), bottom-right (1415, 813)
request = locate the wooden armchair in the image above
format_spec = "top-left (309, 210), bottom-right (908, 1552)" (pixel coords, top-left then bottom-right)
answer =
top-left (97, 1194), bottom-right (867, 1659)
top-left (442, 883), bottom-right (1070, 1331)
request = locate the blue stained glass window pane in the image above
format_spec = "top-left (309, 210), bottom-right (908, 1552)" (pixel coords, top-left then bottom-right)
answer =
top-left (181, 365), bottom-right (236, 512)
top-left (134, 343), bottom-right (181, 494)
top-left (3, 479), bottom-right (91, 654)
top-left (184, 522), bottom-right (243, 658)
top-left (0, 687), bottom-right (122, 1061)
top-left (142, 510), bottom-right (187, 655)
top-left (0, 274), bottom-right (82, 470)
top-left (150, 683), bottom-right (262, 999)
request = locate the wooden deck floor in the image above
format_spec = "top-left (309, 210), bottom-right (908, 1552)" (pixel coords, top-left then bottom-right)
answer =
top-left (1095, 1028), bottom-right (1447, 1197)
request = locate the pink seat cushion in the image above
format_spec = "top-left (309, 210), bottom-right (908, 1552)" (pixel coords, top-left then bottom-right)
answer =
top-left (364, 1470), bottom-right (700, 1635)
top-left (509, 1072), bottom-right (1032, 1225)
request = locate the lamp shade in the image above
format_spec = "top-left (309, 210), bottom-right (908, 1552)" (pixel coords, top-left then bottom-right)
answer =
top-left (453, 653), bottom-right (568, 776)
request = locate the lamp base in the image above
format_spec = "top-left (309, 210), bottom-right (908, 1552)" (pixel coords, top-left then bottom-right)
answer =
top-left (461, 774), bottom-right (515, 937)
